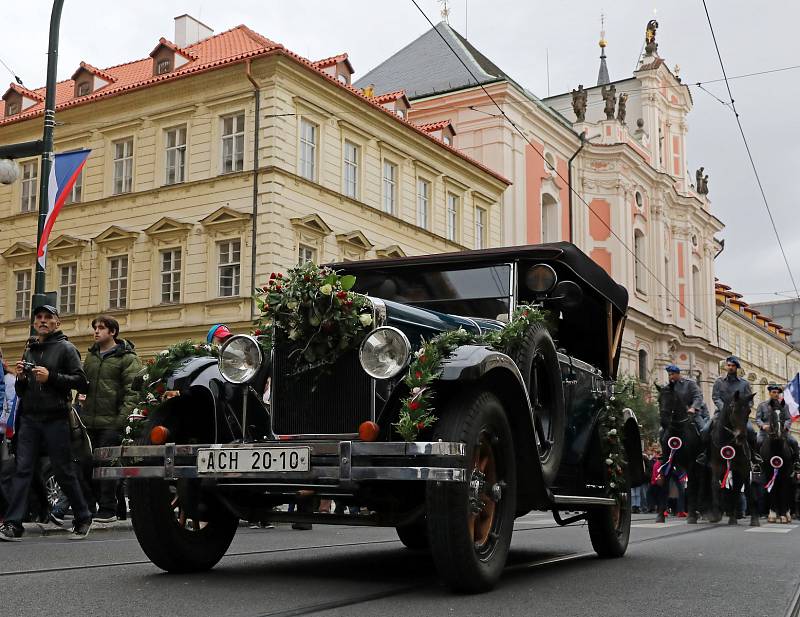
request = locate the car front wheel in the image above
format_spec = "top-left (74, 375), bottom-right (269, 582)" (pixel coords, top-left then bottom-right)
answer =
top-left (587, 440), bottom-right (631, 558)
top-left (426, 388), bottom-right (517, 593)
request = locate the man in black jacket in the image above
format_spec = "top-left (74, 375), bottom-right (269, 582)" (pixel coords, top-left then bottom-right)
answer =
top-left (0, 305), bottom-right (93, 541)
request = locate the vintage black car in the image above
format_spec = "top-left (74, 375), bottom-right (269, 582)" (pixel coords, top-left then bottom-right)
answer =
top-left (94, 242), bottom-right (643, 593)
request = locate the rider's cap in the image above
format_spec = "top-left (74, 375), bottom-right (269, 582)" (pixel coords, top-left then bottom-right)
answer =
top-left (725, 355), bottom-right (741, 368)
top-left (206, 324), bottom-right (232, 344)
top-left (767, 384), bottom-right (783, 393)
top-left (665, 364), bottom-right (681, 373)
top-left (32, 304), bottom-right (59, 318)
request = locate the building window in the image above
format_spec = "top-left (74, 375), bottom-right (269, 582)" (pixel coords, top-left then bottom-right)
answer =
top-left (20, 160), bottom-right (38, 212)
top-left (6, 101), bottom-right (20, 115)
top-left (14, 270), bottom-right (32, 319)
top-left (156, 58), bottom-right (171, 75)
top-left (692, 265), bottom-right (703, 323)
top-left (541, 193), bottom-right (558, 243)
top-left (416, 179), bottom-right (430, 229)
top-left (64, 170), bottom-right (83, 205)
top-left (635, 191), bottom-right (643, 209)
top-left (475, 206), bottom-right (487, 249)
top-left (221, 113), bottom-right (245, 174)
top-left (383, 161), bottom-right (397, 215)
top-left (299, 119), bottom-right (317, 181)
top-left (112, 138), bottom-right (134, 194)
top-left (446, 193), bottom-right (459, 241)
top-left (634, 229), bottom-right (647, 294)
top-left (343, 140), bottom-right (358, 198)
top-left (165, 126), bottom-right (187, 185)
top-left (160, 248), bottom-right (181, 304)
top-left (108, 255), bottom-right (128, 309)
top-left (664, 256), bottom-right (672, 312)
top-left (217, 239), bottom-right (241, 297)
top-left (76, 81), bottom-right (91, 97)
top-left (298, 243), bottom-right (317, 265)
top-left (58, 262), bottom-right (77, 315)
top-left (638, 349), bottom-right (648, 383)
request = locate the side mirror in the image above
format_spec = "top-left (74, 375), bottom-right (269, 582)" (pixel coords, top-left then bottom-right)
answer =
top-left (549, 280), bottom-right (583, 308)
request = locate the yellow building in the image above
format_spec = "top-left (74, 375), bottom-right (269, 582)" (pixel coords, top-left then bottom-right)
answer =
top-left (0, 16), bottom-right (508, 358)
top-left (715, 281), bottom-right (800, 434)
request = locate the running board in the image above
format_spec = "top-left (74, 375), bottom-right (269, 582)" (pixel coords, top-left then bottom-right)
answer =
top-left (551, 495), bottom-right (616, 507)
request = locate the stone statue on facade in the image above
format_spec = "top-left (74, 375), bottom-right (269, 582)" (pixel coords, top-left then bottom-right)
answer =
top-left (695, 167), bottom-right (709, 194)
top-left (571, 84), bottom-right (587, 122)
top-left (616, 93), bottom-right (628, 123)
top-left (645, 19), bottom-right (659, 55)
top-left (701, 173), bottom-right (709, 195)
top-left (601, 84), bottom-right (616, 120)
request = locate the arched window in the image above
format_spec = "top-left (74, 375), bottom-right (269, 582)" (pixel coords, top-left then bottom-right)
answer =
top-left (634, 230), bottom-right (647, 293)
top-left (638, 349), bottom-right (648, 382)
top-left (541, 193), bottom-right (559, 243)
top-left (692, 265), bottom-right (703, 322)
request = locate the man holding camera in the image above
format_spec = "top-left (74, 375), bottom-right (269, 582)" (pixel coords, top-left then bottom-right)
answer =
top-left (0, 305), bottom-right (92, 541)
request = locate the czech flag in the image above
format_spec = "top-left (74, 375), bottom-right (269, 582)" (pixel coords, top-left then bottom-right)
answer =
top-left (785, 373), bottom-right (800, 421)
top-left (36, 149), bottom-right (91, 268)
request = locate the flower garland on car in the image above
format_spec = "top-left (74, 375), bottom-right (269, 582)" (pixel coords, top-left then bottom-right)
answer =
top-left (597, 394), bottom-right (628, 504)
top-left (394, 305), bottom-right (549, 442)
top-left (123, 340), bottom-right (218, 444)
top-left (254, 262), bottom-right (373, 375)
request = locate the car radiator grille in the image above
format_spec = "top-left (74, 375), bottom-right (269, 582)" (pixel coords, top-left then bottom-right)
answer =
top-left (271, 346), bottom-right (374, 435)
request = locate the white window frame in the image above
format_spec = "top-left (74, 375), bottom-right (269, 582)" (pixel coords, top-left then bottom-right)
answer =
top-left (383, 161), bottom-right (397, 215)
top-left (156, 58), bottom-right (171, 75)
top-left (541, 194), bottom-right (559, 243)
top-left (299, 118), bottom-right (318, 181)
top-left (217, 239), bottom-right (241, 297)
top-left (343, 140), bottom-right (358, 198)
top-left (634, 230), bottom-right (647, 294)
top-left (20, 160), bottom-right (38, 212)
top-left (64, 169), bottom-right (83, 205)
top-left (416, 178), bottom-right (430, 229)
top-left (112, 138), bottom-right (134, 195)
top-left (108, 255), bottom-right (129, 310)
top-left (446, 193), bottom-right (459, 241)
top-left (14, 270), bottom-right (32, 319)
top-left (475, 206), bottom-right (487, 249)
top-left (165, 126), bottom-right (187, 185)
top-left (160, 248), bottom-right (182, 304)
top-left (298, 243), bottom-right (317, 265)
top-left (221, 113), bottom-right (245, 174)
top-left (692, 265), bottom-right (703, 323)
top-left (58, 262), bottom-right (77, 315)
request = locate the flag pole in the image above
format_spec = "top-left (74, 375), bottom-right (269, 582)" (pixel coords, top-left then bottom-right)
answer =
top-left (32, 0), bottom-right (65, 326)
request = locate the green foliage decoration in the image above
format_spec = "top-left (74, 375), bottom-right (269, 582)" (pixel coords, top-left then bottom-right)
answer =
top-left (597, 394), bottom-right (628, 504)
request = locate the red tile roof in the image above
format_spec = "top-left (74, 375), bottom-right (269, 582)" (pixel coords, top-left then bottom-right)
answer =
top-left (0, 25), bottom-right (509, 185)
top-left (70, 61), bottom-right (117, 83)
top-left (148, 37), bottom-right (197, 60)
top-left (313, 53), bottom-right (353, 73)
top-left (370, 89), bottom-right (409, 105)
top-left (2, 83), bottom-right (44, 102)
top-left (417, 119), bottom-right (455, 134)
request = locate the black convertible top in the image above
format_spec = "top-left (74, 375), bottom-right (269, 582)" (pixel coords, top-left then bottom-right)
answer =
top-left (334, 242), bottom-right (628, 314)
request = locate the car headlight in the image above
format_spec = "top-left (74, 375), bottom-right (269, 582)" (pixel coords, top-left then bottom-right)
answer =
top-left (359, 327), bottom-right (411, 380)
top-left (219, 335), bottom-right (263, 384)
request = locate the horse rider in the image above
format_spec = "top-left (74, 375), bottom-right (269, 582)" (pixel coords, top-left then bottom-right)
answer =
top-left (661, 365), bottom-right (707, 436)
top-left (756, 384), bottom-right (799, 459)
top-left (710, 355), bottom-right (758, 455)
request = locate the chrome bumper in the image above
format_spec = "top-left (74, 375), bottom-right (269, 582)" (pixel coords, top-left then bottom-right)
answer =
top-left (92, 441), bottom-right (467, 483)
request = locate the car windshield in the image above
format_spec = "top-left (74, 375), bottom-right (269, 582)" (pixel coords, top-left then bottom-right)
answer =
top-left (353, 264), bottom-right (512, 319)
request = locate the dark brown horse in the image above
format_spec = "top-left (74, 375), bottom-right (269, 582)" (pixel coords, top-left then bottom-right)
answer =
top-left (709, 391), bottom-right (759, 526)
top-left (760, 408), bottom-right (795, 523)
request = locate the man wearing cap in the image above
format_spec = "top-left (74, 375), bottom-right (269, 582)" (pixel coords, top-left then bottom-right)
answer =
top-left (756, 385), bottom-right (799, 455)
top-left (661, 365), bottom-right (706, 433)
top-left (0, 305), bottom-right (92, 541)
top-left (711, 356), bottom-right (758, 454)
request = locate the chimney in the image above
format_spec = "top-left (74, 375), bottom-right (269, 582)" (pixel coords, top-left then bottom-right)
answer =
top-left (174, 14), bottom-right (213, 47)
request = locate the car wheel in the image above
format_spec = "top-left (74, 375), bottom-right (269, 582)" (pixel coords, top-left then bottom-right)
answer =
top-left (587, 434), bottom-right (631, 558)
top-left (395, 515), bottom-right (429, 550)
top-left (128, 436), bottom-right (238, 573)
top-left (427, 388), bottom-right (517, 593)
top-left (509, 322), bottom-right (566, 484)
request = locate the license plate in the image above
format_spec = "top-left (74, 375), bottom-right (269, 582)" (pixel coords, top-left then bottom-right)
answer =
top-left (197, 447), bottom-right (311, 474)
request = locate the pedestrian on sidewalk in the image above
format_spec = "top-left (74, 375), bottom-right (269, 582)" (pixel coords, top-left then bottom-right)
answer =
top-left (77, 315), bottom-right (141, 523)
top-left (0, 305), bottom-right (92, 541)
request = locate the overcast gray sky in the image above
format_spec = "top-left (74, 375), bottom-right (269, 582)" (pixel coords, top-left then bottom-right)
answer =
top-left (2, 1), bottom-right (798, 304)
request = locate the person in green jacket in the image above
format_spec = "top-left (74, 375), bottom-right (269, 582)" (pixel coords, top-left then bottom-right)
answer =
top-left (79, 315), bottom-right (141, 523)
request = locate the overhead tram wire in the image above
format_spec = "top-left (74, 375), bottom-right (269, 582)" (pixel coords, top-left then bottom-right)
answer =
top-left (409, 0), bottom-right (713, 332)
top-left (0, 56), bottom-right (24, 85)
top-left (701, 0), bottom-right (800, 301)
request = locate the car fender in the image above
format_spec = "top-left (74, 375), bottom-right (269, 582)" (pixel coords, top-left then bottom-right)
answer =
top-left (621, 408), bottom-right (645, 486)
top-left (438, 345), bottom-right (549, 507)
top-left (164, 357), bottom-right (225, 443)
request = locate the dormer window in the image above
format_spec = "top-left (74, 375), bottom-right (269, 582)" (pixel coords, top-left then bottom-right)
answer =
top-left (76, 81), bottom-right (91, 97)
top-left (71, 62), bottom-right (114, 97)
top-left (157, 58), bottom-right (171, 75)
top-left (6, 101), bottom-right (19, 116)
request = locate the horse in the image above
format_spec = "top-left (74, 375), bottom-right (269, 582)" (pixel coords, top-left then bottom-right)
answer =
top-left (759, 408), bottom-right (795, 523)
top-left (709, 391), bottom-right (760, 526)
top-left (653, 384), bottom-right (704, 523)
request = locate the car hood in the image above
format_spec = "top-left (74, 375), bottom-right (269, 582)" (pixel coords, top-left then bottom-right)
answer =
top-left (381, 299), bottom-right (484, 347)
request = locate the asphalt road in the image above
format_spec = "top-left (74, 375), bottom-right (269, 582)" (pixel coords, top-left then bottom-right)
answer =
top-left (3, 513), bottom-right (799, 617)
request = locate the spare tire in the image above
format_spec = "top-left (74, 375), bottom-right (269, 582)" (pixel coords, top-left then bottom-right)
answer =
top-left (508, 322), bottom-right (566, 484)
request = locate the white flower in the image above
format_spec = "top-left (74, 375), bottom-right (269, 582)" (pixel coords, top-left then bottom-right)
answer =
top-left (287, 301), bottom-right (298, 310)
top-left (132, 408), bottom-right (140, 415)
top-left (608, 429), bottom-right (617, 436)
top-left (359, 314), bottom-right (373, 327)
top-left (609, 482), bottom-right (616, 488)
top-left (605, 458), bottom-right (614, 465)
top-left (125, 426), bottom-right (132, 435)
top-left (159, 350), bottom-right (169, 356)
top-left (288, 329), bottom-right (300, 340)
top-left (412, 387), bottom-right (422, 395)
top-left (142, 373), bottom-right (150, 382)
top-left (147, 393), bottom-right (157, 402)
top-left (319, 284), bottom-right (333, 295)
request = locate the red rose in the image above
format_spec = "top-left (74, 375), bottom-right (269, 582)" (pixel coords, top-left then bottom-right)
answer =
top-left (155, 383), bottom-right (166, 395)
top-left (141, 408), bottom-right (149, 417)
top-left (414, 371), bottom-right (422, 379)
top-left (270, 272), bottom-right (276, 279)
top-left (277, 273), bottom-right (283, 279)
top-left (336, 291), bottom-right (348, 299)
top-left (416, 422), bottom-right (425, 430)
top-left (254, 328), bottom-right (263, 336)
top-left (275, 285), bottom-right (282, 291)
top-left (147, 358), bottom-right (155, 366)
top-left (419, 354), bottom-right (427, 364)
top-left (409, 401), bottom-right (420, 411)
